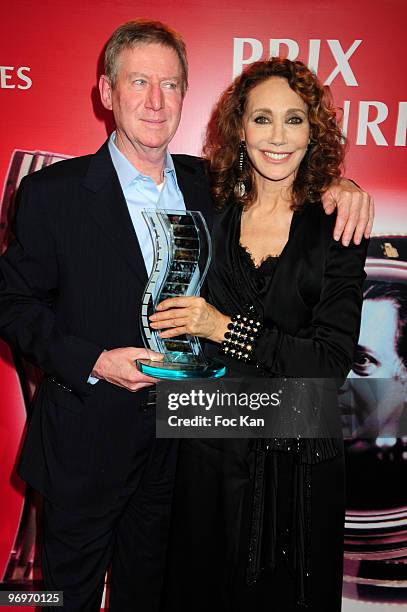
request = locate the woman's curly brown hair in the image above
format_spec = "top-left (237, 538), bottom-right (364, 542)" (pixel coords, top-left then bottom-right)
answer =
top-left (202, 57), bottom-right (345, 209)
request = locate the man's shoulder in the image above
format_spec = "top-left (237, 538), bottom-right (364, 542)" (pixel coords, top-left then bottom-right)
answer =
top-left (171, 154), bottom-right (208, 175)
top-left (23, 153), bottom-right (94, 188)
top-left (21, 142), bottom-right (112, 191)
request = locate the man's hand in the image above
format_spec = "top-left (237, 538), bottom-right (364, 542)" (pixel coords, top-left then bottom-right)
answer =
top-left (322, 178), bottom-right (374, 246)
top-left (150, 296), bottom-right (230, 344)
top-left (91, 347), bottom-right (162, 392)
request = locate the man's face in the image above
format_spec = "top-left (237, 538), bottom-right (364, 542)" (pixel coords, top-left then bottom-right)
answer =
top-left (350, 298), bottom-right (404, 379)
top-left (345, 297), bottom-right (406, 437)
top-left (99, 43), bottom-right (184, 158)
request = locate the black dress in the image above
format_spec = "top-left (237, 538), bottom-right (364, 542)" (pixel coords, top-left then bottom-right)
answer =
top-left (161, 201), bottom-right (368, 612)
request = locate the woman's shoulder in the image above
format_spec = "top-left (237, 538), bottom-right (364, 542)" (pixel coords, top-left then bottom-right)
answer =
top-left (299, 201), bottom-right (369, 264)
top-left (300, 200), bottom-right (335, 224)
top-left (213, 197), bottom-right (241, 219)
top-left (298, 201), bottom-right (337, 239)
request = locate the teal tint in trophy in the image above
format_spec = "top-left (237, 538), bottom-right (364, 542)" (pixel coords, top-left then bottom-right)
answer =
top-left (136, 209), bottom-right (226, 380)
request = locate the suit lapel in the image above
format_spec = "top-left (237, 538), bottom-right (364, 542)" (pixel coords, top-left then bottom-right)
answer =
top-left (82, 142), bottom-right (148, 285)
top-left (81, 148), bottom-right (213, 286)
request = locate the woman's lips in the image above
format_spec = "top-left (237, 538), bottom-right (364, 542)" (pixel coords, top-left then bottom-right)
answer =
top-left (262, 151), bottom-right (292, 163)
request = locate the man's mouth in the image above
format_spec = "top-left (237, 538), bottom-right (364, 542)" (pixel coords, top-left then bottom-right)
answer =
top-left (142, 118), bottom-right (166, 124)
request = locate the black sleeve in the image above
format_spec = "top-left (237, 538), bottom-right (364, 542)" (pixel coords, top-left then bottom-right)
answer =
top-left (255, 237), bottom-right (368, 380)
top-left (0, 176), bottom-right (103, 396)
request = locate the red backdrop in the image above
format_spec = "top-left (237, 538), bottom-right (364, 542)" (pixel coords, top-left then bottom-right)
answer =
top-left (0, 0), bottom-right (406, 609)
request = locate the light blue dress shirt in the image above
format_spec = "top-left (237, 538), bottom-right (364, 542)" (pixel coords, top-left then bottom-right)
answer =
top-left (89, 133), bottom-right (186, 384)
top-left (108, 132), bottom-right (186, 275)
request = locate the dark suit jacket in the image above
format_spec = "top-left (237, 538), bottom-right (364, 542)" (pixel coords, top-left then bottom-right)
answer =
top-left (207, 200), bottom-right (368, 382)
top-left (0, 142), bottom-right (214, 515)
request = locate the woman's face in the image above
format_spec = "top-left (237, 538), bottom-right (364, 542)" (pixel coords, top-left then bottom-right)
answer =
top-left (241, 76), bottom-right (310, 190)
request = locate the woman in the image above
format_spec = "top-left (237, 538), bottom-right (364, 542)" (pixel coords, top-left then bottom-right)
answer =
top-left (151, 58), bottom-right (368, 611)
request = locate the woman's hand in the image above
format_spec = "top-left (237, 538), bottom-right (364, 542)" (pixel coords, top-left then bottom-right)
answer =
top-left (149, 296), bottom-right (230, 344)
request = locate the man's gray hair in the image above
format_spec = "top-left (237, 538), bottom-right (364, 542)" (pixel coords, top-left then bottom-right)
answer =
top-left (104, 19), bottom-right (188, 95)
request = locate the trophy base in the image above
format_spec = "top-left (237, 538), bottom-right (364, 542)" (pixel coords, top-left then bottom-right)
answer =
top-left (136, 358), bottom-right (226, 380)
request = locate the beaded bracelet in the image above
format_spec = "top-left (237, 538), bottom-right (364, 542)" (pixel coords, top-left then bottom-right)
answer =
top-left (220, 308), bottom-right (263, 363)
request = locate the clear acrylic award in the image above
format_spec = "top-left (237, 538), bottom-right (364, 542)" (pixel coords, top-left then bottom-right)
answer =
top-left (136, 210), bottom-right (226, 380)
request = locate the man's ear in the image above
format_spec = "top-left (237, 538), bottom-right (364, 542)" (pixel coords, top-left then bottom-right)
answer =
top-left (99, 75), bottom-right (113, 111)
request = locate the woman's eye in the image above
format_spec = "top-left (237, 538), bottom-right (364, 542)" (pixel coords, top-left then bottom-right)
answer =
top-left (253, 116), bottom-right (269, 124)
top-left (287, 116), bottom-right (303, 124)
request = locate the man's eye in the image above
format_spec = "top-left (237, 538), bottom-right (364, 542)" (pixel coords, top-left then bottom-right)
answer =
top-left (254, 116), bottom-right (269, 124)
top-left (352, 349), bottom-right (378, 376)
top-left (162, 82), bottom-right (178, 90)
top-left (287, 116), bottom-right (303, 124)
top-left (133, 79), bottom-right (146, 86)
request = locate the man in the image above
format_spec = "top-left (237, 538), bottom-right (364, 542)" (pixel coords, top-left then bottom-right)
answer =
top-left (348, 282), bottom-right (407, 437)
top-left (0, 19), bottom-right (373, 612)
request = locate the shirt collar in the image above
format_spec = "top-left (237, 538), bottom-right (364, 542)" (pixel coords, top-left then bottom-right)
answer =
top-left (108, 131), bottom-right (177, 191)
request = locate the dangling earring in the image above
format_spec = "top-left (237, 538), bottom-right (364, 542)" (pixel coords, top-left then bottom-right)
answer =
top-left (234, 140), bottom-right (246, 198)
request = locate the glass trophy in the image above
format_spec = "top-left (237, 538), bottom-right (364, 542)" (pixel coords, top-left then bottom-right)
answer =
top-left (136, 209), bottom-right (226, 380)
